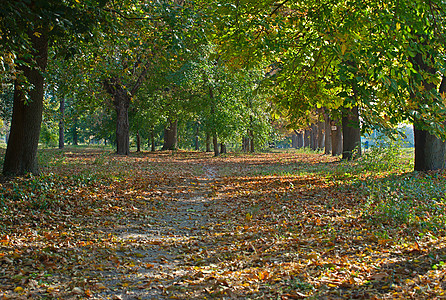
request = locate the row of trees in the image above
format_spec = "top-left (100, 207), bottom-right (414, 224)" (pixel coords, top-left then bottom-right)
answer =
top-left (1, 0), bottom-right (445, 175)
top-left (252, 0), bottom-right (446, 170)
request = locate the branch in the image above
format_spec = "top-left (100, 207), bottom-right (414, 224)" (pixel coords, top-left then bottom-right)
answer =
top-left (439, 75), bottom-right (446, 94)
top-left (428, 0), bottom-right (442, 40)
top-left (103, 8), bottom-right (162, 21)
top-left (130, 61), bottom-right (151, 96)
top-left (270, 0), bottom-right (290, 17)
top-left (297, 49), bottom-right (323, 91)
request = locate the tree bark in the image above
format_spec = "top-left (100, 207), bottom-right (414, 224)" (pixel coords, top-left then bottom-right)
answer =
top-left (195, 122), bottom-right (199, 151)
top-left (342, 106), bottom-right (361, 160)
top-left (220, 143), bottom-right (227, 154)
top-left (114, 92), bottom-right (130, 155)
top-left (323, 110), bottom-right (332, 155)
top-left (304, 128), bottom-right (311, 148)
top-left (310, 123), bottom-right (317, 150)
top-left (58, 97), bottom-right (65, 149)
top-left (150, 128), bottom-right (156, 151)
top-left (213, 133), bottom-right (219, 156)
top-left (249, 129), bottom-right (254, 153)
top-left (331, 119), bottom-right (343, 156)
top-left (242, 136), bottom-right (248, 152)
top-left (136, 131), bottom-right (141, 152)
top-left (3, 28), bottom-right (48, 175)
top-left (414, 126), bottom-right (446, 170)
top-left (72, 117), bottom-right (79, 145)
top-left (291, 134), bottom-right (298, 148)
top-left (296, 131), bottom-right (304, 148)
top-left (411, 50), bottom-right (446, 170)
top-left (317, 121), bottom-right (325, 151)
top-left (103, 79), bottom-right (131, 155)
top-left (413, 75), bottom-right (446, 171)
top-left (162, 119), bottom-right (178, 150)
top-left (249, 116), bottom-right (255, 153)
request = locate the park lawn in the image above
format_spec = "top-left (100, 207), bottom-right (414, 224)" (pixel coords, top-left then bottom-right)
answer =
top-left (0, 147), bottom-right (445, 299)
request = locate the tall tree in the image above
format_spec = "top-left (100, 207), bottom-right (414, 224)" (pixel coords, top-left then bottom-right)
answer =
top-left (0, 0), bottom-right (107, 175)
top-left (3, 26), bottom-right (48, 174)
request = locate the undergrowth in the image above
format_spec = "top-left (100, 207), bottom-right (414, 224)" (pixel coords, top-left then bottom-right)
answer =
top-left (362, 172), bottom-right (446, 234)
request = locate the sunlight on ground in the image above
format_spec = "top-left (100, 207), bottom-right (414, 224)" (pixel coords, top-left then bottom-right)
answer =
top-left (0, 148), bottom-right (445, 299)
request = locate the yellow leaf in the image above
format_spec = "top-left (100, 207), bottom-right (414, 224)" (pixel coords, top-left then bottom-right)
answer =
top-left (14, 286), bottom-right (24, 293)
top-left (257, 270), bottom-right (269, 280)
top-left (396, 23), bottom-right (401, 31)
top-left (341, 43), bottom-right (347, 55)
top-left (33, 32), bottom-right (41, 38)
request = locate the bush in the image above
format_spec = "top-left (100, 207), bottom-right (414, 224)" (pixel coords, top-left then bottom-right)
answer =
top-left (360, 136), bottom-right (406, 172)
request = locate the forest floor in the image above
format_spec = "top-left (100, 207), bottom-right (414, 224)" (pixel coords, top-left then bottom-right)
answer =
top-left (0, 147), bottom-right (446, 299)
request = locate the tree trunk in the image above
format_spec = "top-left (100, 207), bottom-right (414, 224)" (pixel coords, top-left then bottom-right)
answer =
top-left (72, 117), bottom-right (78, 146)
top-left (136, 131), bottom-right (141, 152)
top-left (296, 131), bottom-right (304, 148)
top-left (310, 123), bottom-right (317, 150)
top-left (3, 28), bottom-right (48, 175)
top-left (206, 132), bottom-right (211, 152)
top-left (317, 121), bottom-right (325, 151)
top-left (249, 129), bottom-right (254, 153)
top-left (195, 122), bottom-right (199, 151)
top-left (242, 136), bottom-right (248, 152)
top-left (213, 133), bottom-right (219, 156)
top-left (220, 143), bottom-right (227, 154)
top-left (150, 128), bottom-right (156, 152)
top-left (249, 116), bottom-right (255, 153)
top-left (162, 119), bottom-right (177, 150)
top-left (342, 106), bottom-right (361, 160)
top-left (58, 97), bottom-right (65, 149)
top-left (413, 75), bottom-right (446, 171)
top-left (414, 127), bottom-right (446, 170)
top-left (331, 119), bottom-right (343, 156)
top-left (304, 129), bottom-right (311, 148)
top-left (411, 50), bottom-right (446, 170)
top-left (291, 134), bottom-right (298, 148)
top-left (103, 78), bottom-right (131, 155)
top-left (114, 92), bottom-right (130, 155)
top-left (324, 110), bottom-right (332, 155)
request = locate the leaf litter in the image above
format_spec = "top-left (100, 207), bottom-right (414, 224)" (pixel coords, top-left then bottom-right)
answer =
top-left (0, 148), bottom-right (445, 299)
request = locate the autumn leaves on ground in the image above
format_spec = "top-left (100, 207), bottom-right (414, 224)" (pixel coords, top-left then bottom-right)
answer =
top-left (1, 148), bottom-right (446, 299)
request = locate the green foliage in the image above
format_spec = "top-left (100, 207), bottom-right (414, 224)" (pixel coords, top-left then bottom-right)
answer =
top-left (39, 123), bottom-right (58, 148)
top-left (359, 136), bottom-right (407, 172)
top-left (363, 173), bottom-right (446, 233)
top-left (3, 173), bottom-right (62, 210)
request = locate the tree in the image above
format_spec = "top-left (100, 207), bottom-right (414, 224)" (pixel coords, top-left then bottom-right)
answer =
top-left (3, 23), bottom-right (48, 174)
top-left (0, 0), bottom-right (108, 175)
top-left (217, 0), bottom-right (445, 169)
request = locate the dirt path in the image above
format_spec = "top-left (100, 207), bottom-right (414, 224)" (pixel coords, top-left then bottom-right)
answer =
top-left (93, 164), bottom-right (229, 299)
